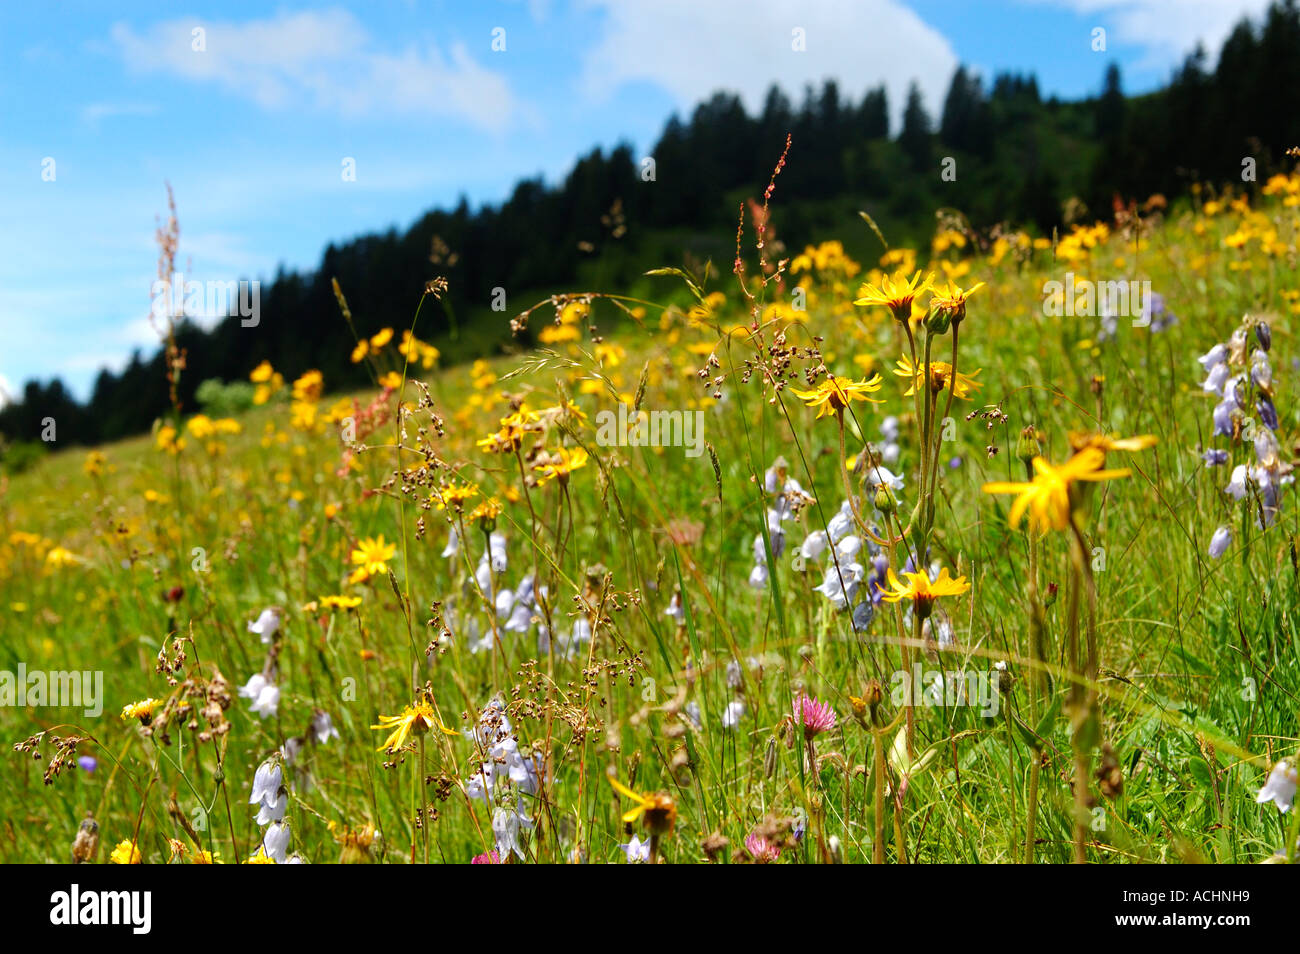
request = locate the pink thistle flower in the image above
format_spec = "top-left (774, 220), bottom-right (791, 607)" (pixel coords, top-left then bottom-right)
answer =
top-left (471, 849), bottom-right (502, 864)
top-left (793, 692), bottom-right (837, 739)
top-left (745, 833), bottom-right (781, 863)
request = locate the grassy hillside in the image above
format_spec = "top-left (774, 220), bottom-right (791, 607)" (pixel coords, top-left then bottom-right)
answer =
top-left (3, 170), bottom-right (1299, 864)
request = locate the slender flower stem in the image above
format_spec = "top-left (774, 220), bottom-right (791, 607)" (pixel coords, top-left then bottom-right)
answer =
top-left (872, 728), bottom-right (886, 863)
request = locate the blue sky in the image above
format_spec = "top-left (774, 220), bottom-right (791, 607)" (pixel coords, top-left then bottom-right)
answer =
top-left (0, 0), bottom-right (1274, 400)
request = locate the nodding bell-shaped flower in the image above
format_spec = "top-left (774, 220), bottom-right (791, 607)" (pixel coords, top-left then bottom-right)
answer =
top-left (247, 607), bottom-right (281, 644)
top-left (1256, 759), bottom-right (1297, 813)
top-left (1208, 526), bottom-right (1231, 559)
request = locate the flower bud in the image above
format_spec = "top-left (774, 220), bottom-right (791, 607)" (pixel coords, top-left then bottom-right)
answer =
top-left (924, 306), bottom-right (951, 335)
top-left (1256, 320), bottom-right (1272, 352)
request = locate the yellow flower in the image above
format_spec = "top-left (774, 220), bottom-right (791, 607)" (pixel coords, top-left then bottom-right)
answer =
top-left (378, 371), bottom-right (404, 390)
top-left (854, 270), bottom-right (934, 321)
top-left (350, 339), bottom-right (370, 363)
top-left (533, 446), bottom-right (589, 485)
top-left (477, 406), bottom-right (539, 454)
top-left (1067, 432), bottom-right (1158, 455)
top-left (250, 360), bottom-right (275, 383)
top-left (982, 448), bottom-right (1135, 533)
top-left (789, 375), bottom-right (883, 419)
top-left (320, 594), bottom-right (363, 611)
top-left (371, 700), bottom-right (458, 752)
top-left (539, 323), bottom-right (581, 344)
top-left (156, 425), bottom-right (185, 455)
top-left (83, 451), bottom-right (106, 477)
top-left (608, 776), bottom-right (677, 834)
top-left (291, 369), bottom-right (324, 403)
top-left (349, 535), bottom-right (396, 583)
top-left (876, 567), bottom-right (970, 618)
top-left (253, 370), bottom-right (284, 405)
top-left (248, 847), bottom-right (277, 864)
top-left (290, 400), bottom-right (319, 431)
top-left (892, 354), bottom-right (981, 399)
top-left (468, 498), bottom-right (503, 528)
top-left (121, 698), bottom-right (160, 722)
top-left (44, 546), bottom-right (80, 569)
top-left (110, 839), bottom-right (142, 864)
top-left (432, 482), bottom-right (480, 512)
top-left (369, 327), bottom-right (394, 349)
top-left (928, 280), bottom-right (985, 325)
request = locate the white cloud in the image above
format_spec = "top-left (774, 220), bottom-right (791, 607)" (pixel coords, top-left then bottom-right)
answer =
top-left (1036, 0), bottom-right (1273, 70)
top-left (579, 0), bottom-right (958, 127)
top-left (108, 9), bottom-right (521, 132)
top-left (80, 102), bottom-right (159, 127)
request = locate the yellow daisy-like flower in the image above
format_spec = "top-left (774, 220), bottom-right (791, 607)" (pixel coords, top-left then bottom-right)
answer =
top-left (432, 481), bottom-right (480, 512)
top-left (110, 839), bottom-right (142, 865)
top-left (892, 354), bottom-right (982, 399)
top-left (609, 776), bottom-right (677, 834)
top-left (1067, 432), bottom-right (1158, 455)
top-left (854, 270), bottom-right (934, 321)
top-left (248, 848), bottom-right (277, 864)
top-left (533, 446), bottom-right (589, 485)
top-left (468, 497), bottom-right (503, 528)
top-left (370, 327), bottom-right (394, 349)
top-left (156, 425), bottom-right (185, 455)
top-left (371, 701), bottom-right (458, 753)
top-left (477, 406), bottom-right (540, 454)
top-left (292, 369), bottom-right (324, 403)
top-left (928, 280), bottom-right (985, 325)
top-left (876, 567), bottom-right (970, 619)
top-left (350, 339), bottom-right (370, 363)
top-left (349, 535), bottom-right (396, 583)
top-left (982, 447), bottom-right (1134, 534)
top-left (320, 594), bottom-right (363, 611)
top-left (83, 451), bottom-right (106, 477)
top-left (120, 698), bottom-right (160, 723)
top-left (789, 374), bottom-right (884, 419)
top-left (44, 546), bottom-right (80, 569)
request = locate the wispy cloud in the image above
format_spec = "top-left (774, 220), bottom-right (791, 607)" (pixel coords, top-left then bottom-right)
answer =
top-left (80, 101), bottom-right (159, 127)
top-left (1033, 0), bottom-right (1273, 70)
top-left (108, 8), bottom-right (523, 133)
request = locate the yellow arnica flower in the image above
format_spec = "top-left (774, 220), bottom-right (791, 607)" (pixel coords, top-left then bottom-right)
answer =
top-left (876, 567), bottom-right (970, 618)
top-left (982, 447), bottom-right (1134, 533)
top-left (534, 446), bottom-right (589, 485)
top-left (477, 406), bottom-right (539, 454)
top-left (469, 498), bottom-right (503, 527)
top-left (893, 355), bottom-right (981, 399)
top-left (110, 840), bottom-right (142, 864)
top-left (371, 701), bottom-right (458, 752)
top-left (790, 375), bottom-right (883, 419)
top-left (433, 481), bottom-right (480, 511)
top-left (928, 280), bottom-right (985, 323)
top-left (349, 535), bottom-right (396, 583)
top-left (854, 270), bottom-right (934, 320)
top-left (320, 594), bottom-right (363, 611)
top-left (121, 698), bottom-right (160, 722)
top-left (156, 425), bottom-right (185, 455)
top-left (249, 360), bottom-right (274, 383)
top-left (1067, 432), bottom-right (1158, 455)
top-left (609, 776), bottom-right (677, 834)
top-left (44, 546), bottom-right (80, 569)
